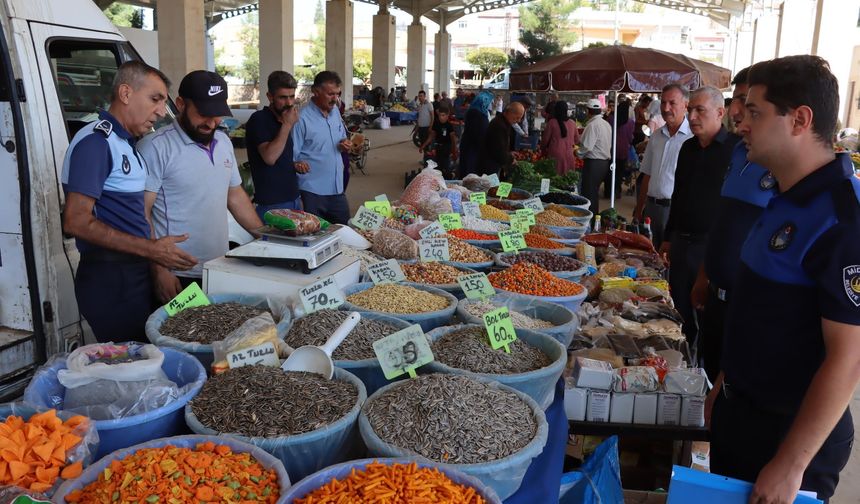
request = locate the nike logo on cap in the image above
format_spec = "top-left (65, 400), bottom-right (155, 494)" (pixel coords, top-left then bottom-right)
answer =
top-left (208, 85), bottom-right (223, 97)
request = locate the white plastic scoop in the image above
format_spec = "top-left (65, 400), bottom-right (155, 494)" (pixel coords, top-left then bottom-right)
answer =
top-left (281, 311), bottom-right (361, 379)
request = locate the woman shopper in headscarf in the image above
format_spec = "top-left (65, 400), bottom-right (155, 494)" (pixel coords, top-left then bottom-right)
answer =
top-left (540, 100), bottom-right (579, 174)
top-left (458, 90), bottom-right (494, 178)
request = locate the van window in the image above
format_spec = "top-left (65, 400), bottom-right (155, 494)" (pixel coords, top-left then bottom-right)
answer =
top-left (47, 40), bottom-right (121, 139)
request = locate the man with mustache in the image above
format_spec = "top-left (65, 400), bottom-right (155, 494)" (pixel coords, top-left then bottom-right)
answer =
top-left (245, 71), bottom-right (308, 220)
top-left (292, 71), bottom-right (352, 224)
top-left (139, 70), bottom-right (262, 303)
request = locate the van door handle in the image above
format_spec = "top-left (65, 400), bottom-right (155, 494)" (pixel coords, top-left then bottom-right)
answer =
top-left (4, 140), bottom-right (14, 153)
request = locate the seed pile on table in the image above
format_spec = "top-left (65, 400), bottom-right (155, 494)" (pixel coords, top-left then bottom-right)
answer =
top-left (500, 251), bottom-right (586, 272)
top-left (544, 204), bottom-right (583, 217)
top-left (365, 374), bottom-right (537, 463)
top-left (448, 228), bottom-right (497, 241)
top-left (539, 192), bottom-right (590, 206)
top-left (463, 301), bottom-right (555, 329)
top-left (489, 262), bottom-right (585, 297)
top-left (535, 210), bottom-right (580, 227)
top-left (381, 217), bottom-right (406, 231)
top-left (487, 199), bottom-right (521, 211)
top-left (285, 309), bottom-right (400, 360)
top-left (159, 303), bottom-right (266, 343)
top-left (479, 204), bottom-right (510, 221)
top-left (461, 216), bottom-right (509, 232)
top-left (446, 236), bottom-right (492, 263)
top-left (530, 225), bottom-right (561, 238)
top-left (432, 326), bottom-right (552, 374)
top-left (347, 284), bottom-right (450, 313)
top-left (190, 366), bottom-right (357, 437)
top-left (402, 262), bottom-right (464, 285)
top-left (524, 233), bottom-right (565, 249)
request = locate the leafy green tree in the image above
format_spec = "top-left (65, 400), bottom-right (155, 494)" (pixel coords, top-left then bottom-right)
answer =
top-left (237, 13), bottom-right (260, 85)
top-left (313, 0), bottom-right (325, 24)
top-left (353, 49), bottom-right (372, 83)
top-left (103, 2), bottom-right (136, 27)
top-left (513, 0), bottom-right (581, 67)
top-left (465, 47), bottom-right (508, 84)
top-left (297, 3), bottom-right (326, 83)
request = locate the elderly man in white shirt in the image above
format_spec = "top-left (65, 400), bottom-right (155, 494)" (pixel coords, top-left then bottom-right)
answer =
top-left (578, 98), bottom-right (613, 221)
top-left (634, 83), bottom-right (692, 249)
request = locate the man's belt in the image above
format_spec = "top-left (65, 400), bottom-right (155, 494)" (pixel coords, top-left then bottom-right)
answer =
top-left (647, 196), bottom-right (671, 206)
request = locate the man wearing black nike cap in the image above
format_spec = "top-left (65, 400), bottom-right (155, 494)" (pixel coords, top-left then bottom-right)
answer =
top-left (139, 70), bottom-right (262, 303)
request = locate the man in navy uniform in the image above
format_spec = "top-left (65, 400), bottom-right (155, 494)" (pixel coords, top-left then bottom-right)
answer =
top-left (708, 55), bottom-right (860, 503)
top-left (61, 61), bottom-right (197, 342)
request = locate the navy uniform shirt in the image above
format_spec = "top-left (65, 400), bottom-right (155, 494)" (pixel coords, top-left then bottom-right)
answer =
top-left (722, 154), bottom-right (860, 412)
top-left (245, 106), bottom-right (300, 205)
top-left (704, 138), bottom-right (778, 290)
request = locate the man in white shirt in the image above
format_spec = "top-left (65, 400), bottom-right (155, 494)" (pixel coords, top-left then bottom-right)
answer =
top-left (578, 98), bottom-right (613, 220)
top-left (414, 90), bottom-right (434, 161)
top-left (634, 83), bottom-right (692, 249)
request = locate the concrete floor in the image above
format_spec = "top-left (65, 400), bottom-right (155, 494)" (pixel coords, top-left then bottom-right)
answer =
top-left (236, 123), bottom-right (860, 501)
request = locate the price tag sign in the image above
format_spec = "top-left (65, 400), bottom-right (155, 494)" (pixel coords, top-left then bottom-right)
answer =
top-left (469, 192), bottom-right (487, 204)
top-left (299, 275), bottom-right (345, 313)
top-left (457, 272), bottom-right (496, 300)
top-left (373, 324), bottom-right (435, 379)
top-left (375, 194), bottom-right (389, 201)
top-left (483, 306), bottom-right (518, 353)
top-left (510, 214), bottom-right (531, 234)
top-left (353, 206), bottom-right (384, 230)
top-left (364, 200), bottom-right (392, 217)
top-left (499, 230), bottom-right (526, 253)
top-left (515, 208), bottom-right (536, 226)
top-left (462, 201), bottom-right (481, 218)
top-left (164, 282), bottom-right (210, 316)
top-left (419, 221), bottom-right (445, 239)
top-left (487, 173), bottom-right (501, 187)
top-left (495, 182), bottom-right (513, 198)
top-left (367, 259), bottom-right (406, 285)
top-left (227, 342), bottom-right (280, 369)
top-left (419, 238), bottom-right (450, 262)
top-left (522, 198), bottom-right (544, 213)
top-left (540, 178), bottom-right (551, 194)
top-left (438, 213), bottom-right (462, 231)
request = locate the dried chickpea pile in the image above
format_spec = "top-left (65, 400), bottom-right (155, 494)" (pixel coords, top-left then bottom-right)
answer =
top-left (544, 204), bottom-right (581, 217)
top-left (479, 204), bottom-right (510, 221)
top-left (489, 262), bottom-right (585, 297)
top-left (446, 236), bottom-right (492, 263)
top-left (347, 284), bottom-right (450, 313)
top-left (402, 262), bottom-right (464, 285)
top-left (535, 210), bottom-right (579, 227)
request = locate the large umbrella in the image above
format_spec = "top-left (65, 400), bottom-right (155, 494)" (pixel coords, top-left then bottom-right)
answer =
top-left (511, 45), bottom-right (732, 209)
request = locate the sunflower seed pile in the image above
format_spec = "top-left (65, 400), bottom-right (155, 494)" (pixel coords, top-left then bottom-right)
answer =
top-left (285, 309), bottom-right (402, 360)
top-left (364, 374), bottom-right (537, 463)
top-left (159, 303), bottom-right (266, 343)
top-left (432, 326), bottom-right (552, 374)
top-left (190, 366), bottom-right (357, 437)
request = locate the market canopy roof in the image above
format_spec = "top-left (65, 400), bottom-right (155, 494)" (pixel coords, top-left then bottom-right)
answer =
top-left (509, 45), bottom-right (732, 93)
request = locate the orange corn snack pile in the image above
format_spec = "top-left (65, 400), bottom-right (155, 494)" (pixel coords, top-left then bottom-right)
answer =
top-left (293, 461), bottom-right (487, 504)
top-left (0, 409), bottom-right (87, 493)
top-left (64, 441), bottom-right (280, 504)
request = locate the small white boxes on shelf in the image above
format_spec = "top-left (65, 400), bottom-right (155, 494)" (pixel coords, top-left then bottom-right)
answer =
top-left (657, 393), bottom-right (682, 426)
top-left (572, 357), bottom-right (614, 390)
top-left (586, 390), bottom-right (611, 422)
top-left (609, 393), bottom-right (634, 423)
top-left (633, 393), bottom-right (658, 425)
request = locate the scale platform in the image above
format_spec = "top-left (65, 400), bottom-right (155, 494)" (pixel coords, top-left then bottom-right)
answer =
top-left (226, 225), bottom-right (342, 273)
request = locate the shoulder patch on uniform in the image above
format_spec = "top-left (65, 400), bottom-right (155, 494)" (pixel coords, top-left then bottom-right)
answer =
top-left (93, 120), bottom-right (113, 137)
top-left (843, 265), bottom-right (860, 307)
top-left (760, 171), bottom-right (776, 190)
top-left (769, 222), bottom-right (796, 251)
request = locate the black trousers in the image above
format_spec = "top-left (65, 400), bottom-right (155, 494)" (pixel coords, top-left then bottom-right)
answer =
top-left (711, 392), bottom-right (854, 502)
top-left (668, 233), bottom-right (707, 348)
top-left (434, 143), bottom-right (452, 177)
top-left (581, 158), bottom-right (610, 222)
top-left (300, 191), bottom-right (351, 225)
top-left (700, 286), bottom-right (727, 382)
top-left (75, 255), bottom-right (152, 344)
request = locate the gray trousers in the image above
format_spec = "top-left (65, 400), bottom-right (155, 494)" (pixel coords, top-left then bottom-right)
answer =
top-left (643, 200), bottom-right (671, 249)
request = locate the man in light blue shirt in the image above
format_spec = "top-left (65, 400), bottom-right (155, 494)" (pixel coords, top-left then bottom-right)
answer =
top-left (292, 71), bottom-right (352, 224)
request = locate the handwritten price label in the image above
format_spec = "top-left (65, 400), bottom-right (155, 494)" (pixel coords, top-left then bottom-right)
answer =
top-left (540, 178), bottom-right (551, 194)
top-left (469, 192), bottom-right (487, 204)
top-left (499, 230), bottom-right (526, 253)
top-left (227, 342), bottom-right (280, 369)
top-left (515, 208), bottom-right (536, 225)
top-left (522, 198), bottom-right (544, 213)
top-left (483, 306), bottom-right (518, 353)
top-left (353, 206), bottom-right (385, 230)
top-left (495, 182), bottom-right (513, 198)
top-left (419, 221), bottom-right (445, 239)
top-left (373, 324), bottom-right (435, 379)
top-left (438, 213), bottom-right (463, 231)
top-left (419, 238), bottom-right (450, 262)
top-left (457, 272), bottom-right (496, 300)
top-left (367, 259), bottom-right (406, 285)
top-left (299, 276), bottom-right (345, 313)
top-left (462, 201), bottom-right (481, 218)
top-left (364, 200), bottom-right (392, 217)
top-left (509, 214), bottom-right (531, 234)
top-left (164, 282), bottom-right (210, 316)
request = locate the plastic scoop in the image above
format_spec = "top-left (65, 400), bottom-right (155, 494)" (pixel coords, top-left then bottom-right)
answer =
top-left (281, 311), bottom-right (361, 379)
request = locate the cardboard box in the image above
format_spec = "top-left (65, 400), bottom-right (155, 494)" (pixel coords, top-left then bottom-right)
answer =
top-left (564, 385), bottom-right (588, 421)
top-left (681, 395), bottom-right (706, 427)
top-left (610, 392), bottom-right (635, 423)
top-left (572, 357), bottom-right (614, 390)
top-left (633, 393), bottom-right (658, 424)
top-left (657, 393), bottom-right (682, 426)
top-left (587, 390), bottom-right (611, 422)
top-left (664, 369), bottom-right (708, 396)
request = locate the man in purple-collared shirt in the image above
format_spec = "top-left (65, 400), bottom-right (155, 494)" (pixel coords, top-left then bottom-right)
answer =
top-left (139, 70), bottom-right (262, 303)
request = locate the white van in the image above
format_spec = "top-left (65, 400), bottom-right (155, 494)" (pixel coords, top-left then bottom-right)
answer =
top-left (485, 68), bottom-right (510, 90)
top-left (0, 0), bottom-right (164, 398)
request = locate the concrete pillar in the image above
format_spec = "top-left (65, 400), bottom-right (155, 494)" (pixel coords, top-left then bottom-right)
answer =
top-left (812, 0), bottom-right (860, 126)
top-left (156, 0), bottom-right (205, 89)
top-left (372, 11), bottom-right (396, 91)
top-left (751, 13), bottom-right (778, 64)
top-left (259, 0), bottom-right (294, 86)
top-left (776, 0), bottom-right (816, 57)
top-left (434, 27), bottom-right (451, 96)
top-left (326, 0), bottom-right (354, 105)
top-left (734, 29), bottom-right (754, 71)
top-left (407, 20), bottom-right (426, 98)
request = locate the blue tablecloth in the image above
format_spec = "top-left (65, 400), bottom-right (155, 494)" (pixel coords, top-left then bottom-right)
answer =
top-left (386, 111), bottom-right (418, 124)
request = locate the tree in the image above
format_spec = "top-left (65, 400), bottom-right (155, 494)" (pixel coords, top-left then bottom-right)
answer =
top-left (237, 13), bottom-right (260, 85)
top-left (313, 0), bottom-right (325, 25)
top-left (513, 0), bottom-right (581, 67)
top-left (103, 2), bottom-right (141, 28)
top-left (353, 49), bottom-right (372, 83)
top-left (465, 47), bottom-right (508, 84)
top-left (297, 3), bottom-right (326, 83)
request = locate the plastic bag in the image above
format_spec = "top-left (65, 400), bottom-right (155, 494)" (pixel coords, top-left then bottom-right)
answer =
top-left (371, 228), bottom-right (418, 260)
top-left (264, 209), bottom-right (330, 236)
top-left (58, 343), bottom-right (165, 388)
top-left (463, 173), bottom-right (493, 193)
top-left (211, 313), bottom-right (291, 374)
top-left (391, 204), bottom-right (419, 225)
top-left (611, 366), bottom-right (660, 393)
top-left (440, 189), bottom-right (463, 213)
top-left (417, 192), bottom-right (453, 221)
top-left (398, 170), bottom-right (445, 208)
top-left (558, 436), bottom-right (623, 504)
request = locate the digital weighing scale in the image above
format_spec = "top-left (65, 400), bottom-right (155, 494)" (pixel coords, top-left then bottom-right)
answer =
top-left (226, 225), bottom-right (342, 273)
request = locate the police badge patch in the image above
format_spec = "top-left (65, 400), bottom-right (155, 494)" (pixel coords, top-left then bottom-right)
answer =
top-left (769, 222), bottom-right (795, 251)
top-left (121, 154), bottom-right (131, 174)
top-left (843, 265), bottom-right (860, 307)
top-left (760, 171), bottom-right (776, 190)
